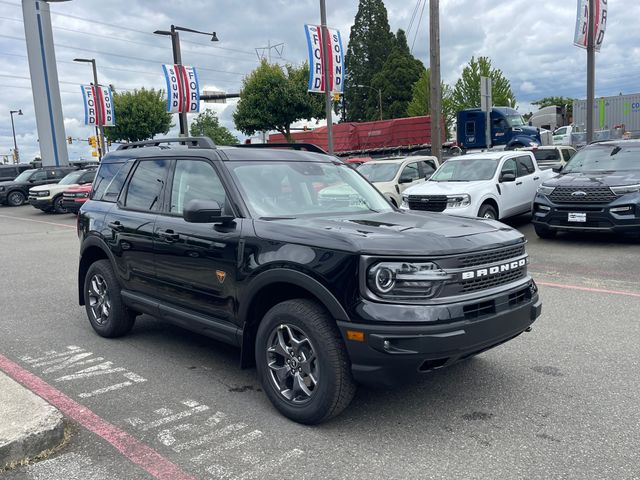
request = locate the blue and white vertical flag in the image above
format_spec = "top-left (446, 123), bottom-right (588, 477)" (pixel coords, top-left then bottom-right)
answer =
top-left (80, 85), bottom-right (115, 126)
top-left (574, 0), bottom-right (608, 52)
top-left (162, 64), bottom-right (200, 113)
top-left (304, 24), bottom-right (344, 94)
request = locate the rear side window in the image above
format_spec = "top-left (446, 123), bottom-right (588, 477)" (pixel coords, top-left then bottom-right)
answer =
top-left (562, 148), bottom-right (576, 162)
top-left (533, 149), bottom-right (560, 161)
top-left (123, 159), bottom-right (170, 211)
top-left (516, 156), bottom-right (535, 176)
top-left (93, 162), bottom-right (133, 202)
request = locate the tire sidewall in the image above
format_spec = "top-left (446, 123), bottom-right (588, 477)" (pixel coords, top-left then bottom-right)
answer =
top-left (84, 260), bottom-right (132, 337)
top-left (478, 204), bottom-right (497, 220)
top-left (255, 303), bottom-right (339, 423)
top-left (7, 191), bottom-right (25, 206)
top-left (53, 195), bottom-right (66, 214)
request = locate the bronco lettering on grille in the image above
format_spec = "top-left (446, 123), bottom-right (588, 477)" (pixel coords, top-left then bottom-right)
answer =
top-left (461, 258), bottom-right (527, 280)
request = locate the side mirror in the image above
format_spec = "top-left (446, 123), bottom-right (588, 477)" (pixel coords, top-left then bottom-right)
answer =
top-left (398, 177), bottom-right (413, 184)
top-left (552, 163), bottom-right (564, 173)
top-left (500, 172), bottom-right (516, 183)
top-left (183, 199), bottom-right (234, 224)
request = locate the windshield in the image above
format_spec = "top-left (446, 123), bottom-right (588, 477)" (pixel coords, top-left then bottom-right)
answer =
top-left (430, 158), bottom-right (499, 181)
top-left (357, 162), bottom-right (401, 182)
top-left (563, 144), bottom-right (640, 173)
top-left (59, 171), bottom-right (84, 185)
top-left (226, 161), bottom-right (393, 218)
top-left (506, 115), bottom-right (525, 127)
top-left (13, 169), bottom-right (37, 182)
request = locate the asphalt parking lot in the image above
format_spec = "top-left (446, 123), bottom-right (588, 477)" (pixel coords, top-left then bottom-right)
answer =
top-left (1, 206), bottom-right (639, 480)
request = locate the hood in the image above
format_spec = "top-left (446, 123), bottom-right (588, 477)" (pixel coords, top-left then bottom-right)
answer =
top-left (252, 211), bottom-right (523, 256)
top-left (0, 180), bottom-right (23, 189)
top-left (29, 182), bottom-right (65, 192)
top-left (543, 171), bottom-right (640, 188)
top-left (64, 184), bottom-right (92, 193)
top-left (404, 180), bottom-right (489, 196)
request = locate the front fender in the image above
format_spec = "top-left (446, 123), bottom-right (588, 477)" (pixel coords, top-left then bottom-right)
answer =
top-left (78, 234), bottom-right (117, 305)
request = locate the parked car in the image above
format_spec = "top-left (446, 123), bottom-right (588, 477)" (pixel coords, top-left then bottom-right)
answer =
top-left (0, 164), bottom-right (31, 182)
top-left (533, 139), bottom-right (640, 238)
top-left (78, 137), bottom-right (541, 424)
top-left (518, 146), bottom-right (577, 170)
top-left (401, 151), bottom-right (555, 220)
top-left (29, 168), bottom-right (96, 214)
top-left (61, 183), bottom-right (92, 214)
top-left (356, 155), bottom-right (439, 206)
top-left (0, 166), bottom-right (76, 206)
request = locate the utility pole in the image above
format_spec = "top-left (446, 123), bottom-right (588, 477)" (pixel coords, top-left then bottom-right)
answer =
top-left (74, 58), bottom-right (105, 160)
top-left (320, 0), bottom-right (334, 155)
top-left (429, 0), bottom-right (442, 161)
top-left (9, 109), bottom-right (22, 163)
top-left (586, 0), bottom-right (596, 143)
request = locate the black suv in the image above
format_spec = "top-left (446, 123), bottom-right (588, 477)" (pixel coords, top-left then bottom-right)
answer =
top-left (0, 166), bottom-right (76, 206)
top-left (0, 164), bottom-right (31, 182)
top-left (78, 138), bottom-right (541, 424)
top-left (533, 140), bottom-right (640, 238)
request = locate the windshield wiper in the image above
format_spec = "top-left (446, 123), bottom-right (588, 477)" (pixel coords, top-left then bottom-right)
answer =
top-left (259, 216), bottom-right (297, 220)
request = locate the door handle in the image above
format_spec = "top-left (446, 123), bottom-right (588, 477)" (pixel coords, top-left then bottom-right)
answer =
top-left (533, 176), bottom-right (540, 180)
top-left (158, 229), bottom-right (180, 242)
top-left (108, 221), bottom-right (124, 232)
top-left (516, 181), bottom-right (523, 185)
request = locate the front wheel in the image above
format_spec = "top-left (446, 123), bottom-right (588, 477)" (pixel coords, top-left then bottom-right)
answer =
top-left (478, 204), bottom-right (498, 220)
top-left (52, 195), bottom-right (67, 214)
top-left (255, 299), bottom-right (356, 424)
top-left (534, 224), bottom-right (557, 239)
top-left (7, 190), bottom-right (25, 206)
top-left (84, 260), bottom-right (136, 338)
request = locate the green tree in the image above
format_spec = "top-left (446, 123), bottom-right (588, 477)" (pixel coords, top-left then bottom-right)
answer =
top-left (451, 56), bottom-right (516, 113)
top-left (407, 69), bottom-right (455, 139)
top-left (233, 61), bottom-right (324, 142)
top-left (106, 88), bottom-right (172, 142)
top-left (189, 110), bottom-right (238, 145)
top-left (343, 0), bottom-right (395, 122)
top-left (369, 29), bottom-right (424, 120)
top-left (532, 96), bottom-right (575, 118)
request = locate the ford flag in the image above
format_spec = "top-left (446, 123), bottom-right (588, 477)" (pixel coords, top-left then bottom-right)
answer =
top-left (574, 0), bottom-right (608, 51)
top-left (81, 85), bottom-right (115, 126)
top-left (162, 64), bottom-right (200, 113)
top-left (304, 24), bottom-right (344, 94)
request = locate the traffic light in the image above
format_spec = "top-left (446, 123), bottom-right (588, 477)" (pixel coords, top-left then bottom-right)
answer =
top-left (67, 136), bottom-right (73, 145)
top-left (332, 92), bottom-right (341, 102)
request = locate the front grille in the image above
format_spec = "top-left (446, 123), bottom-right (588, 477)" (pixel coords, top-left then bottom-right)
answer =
top-left (456, 244), bottom-right (525, 268)
top-left (459, 266), bottom-right (527, 293)
top-left (408, 195), bottom-right (447, 212)
top-left (549, 186), bottom-right (617, 204)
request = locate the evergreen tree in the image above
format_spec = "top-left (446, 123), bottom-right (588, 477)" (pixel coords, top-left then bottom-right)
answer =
top-left (343, 0), bottom-right (394, 122)
top-left (369, 29), bottom-right (425, 120)
top-left (407, 69), bottom-right (455, 139)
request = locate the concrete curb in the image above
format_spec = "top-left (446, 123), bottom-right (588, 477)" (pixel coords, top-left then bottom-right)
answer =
top-left (0, 372), bottom-right (65, 469)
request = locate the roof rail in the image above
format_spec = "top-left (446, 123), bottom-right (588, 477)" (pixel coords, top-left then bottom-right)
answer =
top-left (116, 137), bottom-right (216, 150)
top-left (234, 143), bottom-right (328, 155)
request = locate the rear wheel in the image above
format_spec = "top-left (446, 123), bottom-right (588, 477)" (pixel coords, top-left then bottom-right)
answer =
top-left (84, 260), bottom-right (135, 338)
top-left (255, 299), bottom-right (356, 424)
top-left (534, 224), bottom-right (557, 239)
top-left (478, 204), bottom-right (498, 220)
top-left (52, 195), bottom-right (67, 214)
top-left (7, 190), bottom-right (25, 206)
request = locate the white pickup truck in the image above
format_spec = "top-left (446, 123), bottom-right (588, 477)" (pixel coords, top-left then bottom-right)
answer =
top-left (400, 151), bottom-right (556, 220)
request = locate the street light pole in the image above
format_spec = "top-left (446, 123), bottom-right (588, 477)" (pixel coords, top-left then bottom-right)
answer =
top-left (74, 58), bottom-right (105, 160)
top-left (429, 0), bottom-right (443, 161)
top-left (9, 109), bottom-right (22, 163)
top-left (355, 85), bottom-right (383, 120)
top-left (586, 0), bottom-right (596, 143)
top-left (154, 25), bottom-right (219, 137)
top-left (319, 0), bottom-right (334, 155)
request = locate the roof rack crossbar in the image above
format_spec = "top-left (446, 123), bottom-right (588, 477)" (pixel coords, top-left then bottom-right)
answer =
top-left (235, 143), bottom-right (328, 155)
top-left (116, 137), bottom-right (216, 151)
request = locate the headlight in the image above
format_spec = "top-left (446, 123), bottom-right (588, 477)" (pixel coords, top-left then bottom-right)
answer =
top-left (367, 261), bottom-right (451, 300)
top-left (77, 192), bottom-right (90, 198)
top-left (446, 194), bottom-right (470, 209)
top-left (611, 184), bottom-right (640, 195)
top-left (0, 186), bottom-right (5, 192)
top-left (38, 190), bottom-right (50, 197)
top-left (537, 185), bottom-right (555, 196)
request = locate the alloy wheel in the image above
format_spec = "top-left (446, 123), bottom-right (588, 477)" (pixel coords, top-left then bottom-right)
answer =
top-left (87, 274), bottom-right (111, 326)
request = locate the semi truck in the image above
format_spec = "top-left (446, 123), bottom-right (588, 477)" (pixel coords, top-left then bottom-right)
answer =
top-left (569, 93), bottom-right (640, 145)
top-left (456, 107), bottom-right (551, 150)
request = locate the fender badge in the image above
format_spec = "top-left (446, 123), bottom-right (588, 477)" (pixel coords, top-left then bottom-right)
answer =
top-left (216, 270), bottom-right (226, 284)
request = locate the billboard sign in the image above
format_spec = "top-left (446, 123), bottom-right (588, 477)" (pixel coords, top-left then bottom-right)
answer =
top-left (81, 85), bottom-right (115, 126)
top-left (304, 24), bottom-right (344, 94)
top-left (574, 0), bottom-right (608, 51)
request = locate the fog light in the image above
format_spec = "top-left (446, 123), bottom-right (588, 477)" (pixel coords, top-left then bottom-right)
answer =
top-left (536, 205), bottom-right (551, 211)
top-left (610, 206), bottom-right (633, 213)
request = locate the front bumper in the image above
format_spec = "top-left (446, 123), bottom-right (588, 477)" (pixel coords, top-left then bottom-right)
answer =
top-left (338, 281), bottom-right (541, 387)
top-left (532, 193), bottom-right (640, 233)
top-left (28, 197), bottom-right (54, 209)
top-left (62, 197), bottom-right (87, 213)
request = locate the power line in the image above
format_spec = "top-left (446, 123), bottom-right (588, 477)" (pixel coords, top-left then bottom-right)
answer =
top-left (406, 0), bottom-right (423, 37)
top-left (411, 0), bottom-right (427, 54)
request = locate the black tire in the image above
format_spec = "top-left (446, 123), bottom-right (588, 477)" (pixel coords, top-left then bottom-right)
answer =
top-left (84, 259), bottom-right (135, 338)
top-left (478, 203), bottom-right (498, 220)
top-left (534, 224), bottom-right (557, 239)
top-left (52, 195), bottom-right (67, 214)
top-left (6, 190), bottom-right (25, 207)
top-left (255, 299), bottom-right (356, 424)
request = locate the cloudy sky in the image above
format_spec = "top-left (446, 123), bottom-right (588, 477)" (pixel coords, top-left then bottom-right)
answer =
top-left (0, 0), bottom-right (638, 162)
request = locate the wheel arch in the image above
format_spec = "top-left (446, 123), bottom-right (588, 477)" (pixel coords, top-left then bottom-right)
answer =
top-left (78, 237), bottom-right (114, 306)
top-left (478, 197), bottom-right (500, 219)
top-left (239, 269), bottom-right (349, 369)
